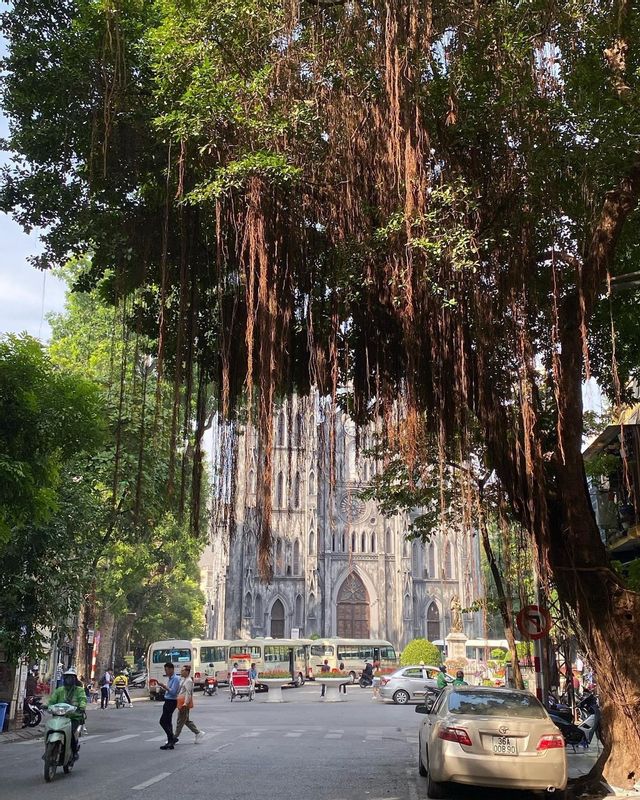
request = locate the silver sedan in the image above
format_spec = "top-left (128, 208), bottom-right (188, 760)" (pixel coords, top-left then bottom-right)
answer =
top-left (378, 665), bottom-right (443, 705)
top-left (417, 686), bottom-right (568, 798)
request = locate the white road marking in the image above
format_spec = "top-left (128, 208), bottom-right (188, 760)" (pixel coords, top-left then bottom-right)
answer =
top-left (285, 731), bottom-right (302, 737)
top-left (324, 733), bottom-right (342, 739)
top-left (132, 772), bottom-right (172, 791)
top-left (102, 734), bottom-right (140, 743)
top-left (212, 742), bottom-right (232, 753)
top-left (243, 731), bottom-right (260, 737)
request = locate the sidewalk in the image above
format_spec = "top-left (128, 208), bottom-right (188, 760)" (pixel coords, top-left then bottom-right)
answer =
top-left (567, 749), bottom-right (640, 798)
top-left (0, 724), bottom-right (45, 744)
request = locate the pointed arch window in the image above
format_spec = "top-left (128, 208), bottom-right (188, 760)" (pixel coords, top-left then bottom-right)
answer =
top-left (403, 593), bottom-right (412, 620)
top-left (370, 532), bottom-right (376, 553)
top-left (428, 542), bottom-right (436, 577)
top-left (275, 538), bottom-right (284, 575)
top-left (309, 471), bottom-right (316, 495)
top-left (295, 594), bottom-right (303, 627)
top-left (412, 540), bottom-right (421, 573)
top-left (308, 592), bottom-right (316, 618)
top-left (308, 530), bottom-right (315, 555)
top-left (293, 472), bottom-right (301, 508)
top-left (244, 592), bottom-right (253, 619)
top-left (403, 538), bottom-right (410, 558)
top-left (351, 531), bottom-right (357, 552)
top-left (277, 411), bottom-right (286, 447)
top-left (293, 539), bottom-right (301, 575)
top-left (293, 411), bottom-right (303, 447)
top-left (427, 601), bottom-right (440, 641)
top-left (385, 528), bottom-right (393, 553)
top-left (341, 532), bottom-right (346, 552)
top-left (270, 599), bottom-right (285, 638)
top-left (331, 532), bottom-right (336, 551)
top-left (276, 472), bottom-right (284, 508)
top-left (444, 541), bottom-right (454, 580)
top-left (254, 594), bottom-right (263, 626)
top-left (361, 531), bottom-right (366, 552)
top-left (248, 469), bottom-right (256, 496)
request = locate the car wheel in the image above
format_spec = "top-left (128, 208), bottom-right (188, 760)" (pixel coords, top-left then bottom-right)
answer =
top-left (393, 689), bottom-right (410, 705)
top-left (418, 745), bottom-right (428, 777)
top-left (426, 770), bottom-right (447, 799)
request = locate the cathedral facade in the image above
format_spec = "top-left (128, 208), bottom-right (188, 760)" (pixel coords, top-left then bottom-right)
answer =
top-left (201, 399), bottom-right (483, 651)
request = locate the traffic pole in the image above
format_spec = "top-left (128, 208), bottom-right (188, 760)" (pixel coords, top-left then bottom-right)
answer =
top-left (90, 631), bottom-right (101, 682)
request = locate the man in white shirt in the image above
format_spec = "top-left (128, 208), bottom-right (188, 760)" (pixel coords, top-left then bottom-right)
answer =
top-left (174, 665), bottom-right (205, 744)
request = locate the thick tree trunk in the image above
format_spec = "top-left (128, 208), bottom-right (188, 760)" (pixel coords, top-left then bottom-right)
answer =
top-left (95, 609), bottom-right (116, 678)
top-left (549, 293), bottom-right (640, 790)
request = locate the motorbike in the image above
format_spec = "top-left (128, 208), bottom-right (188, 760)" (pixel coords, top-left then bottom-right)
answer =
top-left (43, 703), bottom-right (82, 782)
top-left (359, 671), bottom-right (374, 688)
top-left (114, 686), bottom-right (127, 708)
top-left (23, 695), bottom-right (44, 728)
top-left (130, 671), bottom-right (147, 689)
top-left (203, 676), bottom-right (218, 696)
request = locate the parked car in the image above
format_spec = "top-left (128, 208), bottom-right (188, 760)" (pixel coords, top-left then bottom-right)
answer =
top-left (379, 665), bottom-right (444, 705)
top-left (417, 686), bottom-right (567, 799)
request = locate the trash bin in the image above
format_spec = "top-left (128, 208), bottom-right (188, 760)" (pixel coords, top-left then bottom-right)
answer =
top-left (0, 702), bottom-right (8, 733)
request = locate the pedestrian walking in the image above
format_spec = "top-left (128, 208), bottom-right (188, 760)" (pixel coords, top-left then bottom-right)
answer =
top-left (100, 667), bottom-right (113, 709)
top-left (175, 665), bottom-right (205, 744)
top-left (156, 662), bottom-right (180, 750)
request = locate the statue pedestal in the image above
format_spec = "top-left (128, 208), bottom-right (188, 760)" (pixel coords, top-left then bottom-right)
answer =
top-left (445, 631), bottom-right (467, 660)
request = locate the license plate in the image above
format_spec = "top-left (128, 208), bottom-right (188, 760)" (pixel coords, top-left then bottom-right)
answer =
top-left (492, 735), bottom-right (518, 755)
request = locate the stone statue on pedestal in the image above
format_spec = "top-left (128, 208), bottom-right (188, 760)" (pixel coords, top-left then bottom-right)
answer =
top-left (450, 595), bottom-right (463, 633)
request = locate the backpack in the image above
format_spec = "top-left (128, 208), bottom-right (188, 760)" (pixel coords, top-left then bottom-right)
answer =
top-left (99, 675), bottom-right (107, 687)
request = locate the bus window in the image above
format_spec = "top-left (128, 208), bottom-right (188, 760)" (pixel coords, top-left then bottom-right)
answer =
top-left (264, 645), bottom-right (294, 663)
top-left (201, 646), bottom-right (227, 663)
top-left (379, 646), bottom-right (397, 661)
top-left (229, 645), bottom-right (261, 660)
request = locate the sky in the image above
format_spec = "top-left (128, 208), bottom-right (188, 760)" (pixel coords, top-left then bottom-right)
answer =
top-left (0, 34), bottom-right (68, 341)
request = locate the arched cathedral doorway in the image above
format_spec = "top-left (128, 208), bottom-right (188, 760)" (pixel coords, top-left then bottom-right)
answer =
top-left (336, 573), bottom-right (370, 638)
top-left (270, 599), bottom-right (285, 638)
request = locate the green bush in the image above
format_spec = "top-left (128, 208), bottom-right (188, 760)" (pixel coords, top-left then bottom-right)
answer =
top-left (400, 638), bottom-right (442, 667)
top-left (490, 647), bottom-right (507, 661)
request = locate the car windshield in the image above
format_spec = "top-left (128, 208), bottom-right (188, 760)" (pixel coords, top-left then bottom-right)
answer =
top-left (448, 690), bottom-right (547, 718)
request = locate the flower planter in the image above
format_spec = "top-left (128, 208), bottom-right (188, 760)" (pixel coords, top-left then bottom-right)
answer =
top-left (260, 678), bottom-right (291, 703)
top-left (316, 677), bottom-right (348, 703)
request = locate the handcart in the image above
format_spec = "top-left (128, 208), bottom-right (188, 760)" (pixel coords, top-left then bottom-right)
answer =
top-left (229, 653), bottom-right (255, 702)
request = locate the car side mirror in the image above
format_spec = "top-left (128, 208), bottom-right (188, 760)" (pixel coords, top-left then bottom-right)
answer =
top-left (415, 702), bottom-right (432, 714)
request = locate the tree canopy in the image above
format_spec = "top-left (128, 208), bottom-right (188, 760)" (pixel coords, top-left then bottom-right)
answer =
top-left (2, 0), bottom-right (640, 783)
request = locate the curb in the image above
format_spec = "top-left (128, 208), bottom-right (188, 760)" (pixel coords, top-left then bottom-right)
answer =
top-left (0, 724), bottom-right (45, 744)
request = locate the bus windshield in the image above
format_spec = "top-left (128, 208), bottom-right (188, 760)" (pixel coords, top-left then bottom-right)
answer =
top-left (310, 644), bottom-right (335, 657)
top-left (152, 648), bottom-right (191, 663)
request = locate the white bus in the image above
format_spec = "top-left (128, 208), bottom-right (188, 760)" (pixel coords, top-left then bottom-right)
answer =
top-left (227, 638), bottom-right (312, 685)
top-left (308, 638), bottom-right (398, 681)
top-left (146, 639), bottom-right (194, 699)
top-left (191, 639), bottom-right (231, 687)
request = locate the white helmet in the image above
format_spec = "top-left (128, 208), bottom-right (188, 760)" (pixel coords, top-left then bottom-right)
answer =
top-left (63, 667), bottom-right (77, 677)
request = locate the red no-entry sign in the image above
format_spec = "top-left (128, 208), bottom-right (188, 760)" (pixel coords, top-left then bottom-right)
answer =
top-left (516, 604), bottom-right (551, 640)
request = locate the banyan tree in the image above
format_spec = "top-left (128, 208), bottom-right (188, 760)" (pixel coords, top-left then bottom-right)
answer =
top-left (2, 0), bottom-right (640, 786)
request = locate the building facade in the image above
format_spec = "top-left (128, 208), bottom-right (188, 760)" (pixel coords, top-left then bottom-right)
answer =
top-left (201, 399), bottom-right (483, 651)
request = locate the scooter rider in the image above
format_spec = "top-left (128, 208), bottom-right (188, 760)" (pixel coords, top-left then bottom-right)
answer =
top-left (113, 669), bottom-right (132, 707)
top-left (436, 665), bottom-right (449, 690)
top-left (47, 667), bottom-right (87, 759)
top-left (362, 661), bottom-right (374, 683)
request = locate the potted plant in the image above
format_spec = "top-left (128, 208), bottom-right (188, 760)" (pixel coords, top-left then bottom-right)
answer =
top-left (258, 670), bottom-right (293, 703)
top-left (316, 669), bottom-right (351, 702)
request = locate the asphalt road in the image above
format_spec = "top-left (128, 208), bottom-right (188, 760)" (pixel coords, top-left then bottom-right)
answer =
top-left (0, 686), bottom-right (547, 800)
